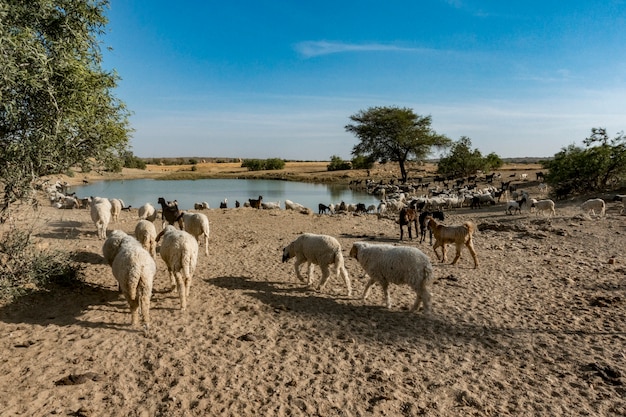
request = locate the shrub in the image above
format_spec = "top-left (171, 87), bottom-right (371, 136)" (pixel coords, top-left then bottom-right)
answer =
top-left (351, 155), bottom-right (375, 170)
top-left (241, 158), bottom-right (285, 171)
top-left (327, 155), bottom-right (352, 171)
top-left (0, 229), bottom-right (82, 301)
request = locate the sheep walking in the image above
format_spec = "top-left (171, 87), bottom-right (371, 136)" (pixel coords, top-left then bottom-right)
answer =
top-left (109, 198), bottom-right (124, 222)
top-left (102, 231), bottom-right (155, 328)
top-left (282, 233), bottom-right (352, 296)
top-left (138, 202), bottom-right (157, 222)
top-left (581, 198), bottom-right (606, 217)
top-left (90, 196), bottom-right (112, 239)
top-left (349, 242), bottom-right (434, 312)
top-left (426, 216), bottom-right (479, 269)
top-left (180, 212), bottom-right (210, 256)
top-left (530, 199), bottom-right (556, 217)
top-left (135, 219), bottom-right (157, 259)
top-left (156, 225), bottom-right (199, 311)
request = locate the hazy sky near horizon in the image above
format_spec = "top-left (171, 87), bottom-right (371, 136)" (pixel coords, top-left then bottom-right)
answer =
top-left (102, 1), bottom-right (626, 160)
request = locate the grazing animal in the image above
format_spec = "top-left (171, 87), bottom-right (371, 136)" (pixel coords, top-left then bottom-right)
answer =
top-left (418, 210), bottom-right (445, 244)
top-left (135, 219), bottom-right (158, 259)
top-left (180, 212), bottom-right (210, 256)
top-left (506, 198), bottom-right (526, 215)
top-left (282, 233), bottom-right (352, 296)
top-left (581, 198), bottom-right (606, 217)
top-left (103, 231), bottom-right (155, 328)
top-left (157, 197), bottom-right (184, 229)
top-left (398, 207), bottom-right (418, 240)
top-left (138, 203), bottom-right (158, 222)
top-left (109, 198), bottom-right (124, 222)
top-left (530, 199), bottom-right (556, 217)
top-left (156, 226), bottom-right (199, 310)
top-left (90, 196), bottom-right (112, 239)
top-left (219, 199), bottom-right (228, 209)
top-left (426, 216), bottom-right (478, 268)
top-left (318, 203), bottom-right (331, 214)
top-left (349, 242), bottom-right (434, 312)
top-left (249, 195), bottom-right (263, 209)
top-left (194, 202), bottom-right (210, 210)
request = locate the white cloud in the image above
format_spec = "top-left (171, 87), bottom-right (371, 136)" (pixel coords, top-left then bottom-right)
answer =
top-left (294, 41), bottom-right (432, 58)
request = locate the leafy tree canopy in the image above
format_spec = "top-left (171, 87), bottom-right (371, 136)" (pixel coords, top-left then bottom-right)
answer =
top-left (542, 128), bottom-right (626, 196)
top-left (345, 106), bottom-right (451, 182)
top-left (0, 0), bottom-right (131, 215)
top-left (437, 137), bottom-right (504, 178)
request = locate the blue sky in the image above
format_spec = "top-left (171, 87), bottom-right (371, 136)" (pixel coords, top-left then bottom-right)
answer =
top-left (101, 1), bottom-right (626, 160)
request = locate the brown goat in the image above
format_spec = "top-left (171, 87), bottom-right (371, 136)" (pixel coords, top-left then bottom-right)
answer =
top-left (425, 216), bottom-right (478, 269)
top-left (249, 195), bottom-right (263, 209)
top-left (398, 207), bottom-right (418, 240)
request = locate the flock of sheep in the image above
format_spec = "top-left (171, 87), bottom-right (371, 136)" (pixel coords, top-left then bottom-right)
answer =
top-left (42, 176), bottom-right (625, 330)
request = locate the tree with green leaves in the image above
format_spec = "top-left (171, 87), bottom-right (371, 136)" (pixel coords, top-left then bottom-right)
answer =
top-left (437, 137), bottom-right (504, 178)
top-left (0, 0), bottom-right (131, 217)
top-left (543, 128), bottom-right (626, 195)
top-left (345, 106), bottom-right (451, 183)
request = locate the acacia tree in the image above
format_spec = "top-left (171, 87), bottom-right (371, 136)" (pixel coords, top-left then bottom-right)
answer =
top-left (0, 0), bottom-right (131, 217)
top-left (345, 106), bottom-right (450, 182)
top-left (543, 128), bottom-right (626, 194)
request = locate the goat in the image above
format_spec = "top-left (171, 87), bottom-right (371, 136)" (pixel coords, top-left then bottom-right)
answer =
top-left (249, 195), bottom-right (263, 209)
top-left (426, 216), bottom-right (478, 268)
top-left (157, 197), bottom-right (184, 229)
top-left (398, 207), bottom-right (418, 240)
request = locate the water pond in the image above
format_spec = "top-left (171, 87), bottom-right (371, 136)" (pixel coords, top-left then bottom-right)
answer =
top-left (73, 178), bottom-right (380, 211)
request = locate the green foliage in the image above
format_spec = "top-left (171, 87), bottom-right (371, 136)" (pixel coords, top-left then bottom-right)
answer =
top-left (346, 106), bottom-right (451, 182)
top-left (0, 228), bottom-right (82, 301)
top-left (121, 150), bottom-right (147, 170)
top-left (327, 155), bottom-right (352, 171)
top-left (543, 128), bottom-right (626, 195)
top-left (351, 154), bottom-right (375, 170)
top-left (0, 0), bottom-right (131, 216)
top-left (437, 137), bottom-right (503, 178)
top-left (241, 158), bottom-right (285, 171)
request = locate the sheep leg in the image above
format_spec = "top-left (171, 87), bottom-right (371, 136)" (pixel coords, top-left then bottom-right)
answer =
top-left (361, 277), bottom-right (377, 301)
top-left (317, 264), bottom-right (331, 291)
top-left (175, 272), bottom-right (187, 311)
top-left (293, 258), bottom-right (307, 283)
top-left (125, 295), bottom-right (140, 326)
top-left (167, 269), bottom-right (177, 292)
top-left (139, 287), bottom-right (151, 329)
top-left (306, 262), bottom-right (315, 286)
top-left (382, 283), bottom-right (392, 309)
top-left (339, 266), bottom-right (352, 297)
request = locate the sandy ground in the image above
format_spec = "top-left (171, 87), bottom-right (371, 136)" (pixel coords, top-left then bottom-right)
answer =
top-left (1, 165), bottom-right (625, 416)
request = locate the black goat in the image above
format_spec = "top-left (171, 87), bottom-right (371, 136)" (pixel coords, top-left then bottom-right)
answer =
top-left (419, 210), bottom-right (445, 244)
top-left (157, 197), bottom-right (184, 229)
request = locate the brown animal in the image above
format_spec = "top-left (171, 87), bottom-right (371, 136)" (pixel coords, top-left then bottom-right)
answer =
top-left (398, 207), bottom-right (418, 240)
top-left (157, 197), bottom-right (184, 229)
top-left (426, 216), bottom-right (478, 269)
top-left (249, 195), bottom-right (263, 209)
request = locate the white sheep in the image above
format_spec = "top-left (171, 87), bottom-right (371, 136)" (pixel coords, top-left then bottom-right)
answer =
top-left (284, 199), bottom-right (306, 211)
top-left (180, 212), bottom-right (210, 256)
top-left (109, 198), bottom-right (124, 222)
top-left (194, 202), bottom-right (209, 210)
top-left (102, 231), bottom-right (156, 328)
top-left (530, 199), bottom-right (556, 217)
top-left (138, 202), bottom-right (158, 222)
top-left (282, 233), bottom-right (352, 296)
top-left (156, 225), bottom-right (199, 310)
top-left (581, 198), bottom-right (606, 217)
top-left (135, 219), bottom-right (157, 259)
top-left (349, 242), bottom-right (434, 312)
top-left (90, 196), bottom-right (112, 239)
top-left (102, 229), bottom-right (136, 266)
top-left (261, 201), bottom-right (281, 210)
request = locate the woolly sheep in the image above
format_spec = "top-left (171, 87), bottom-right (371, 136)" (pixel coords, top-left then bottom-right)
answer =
top-left (138, 202), bottom-right (158, 222)
top-left (135, 219), bottom-right (157, 259)
top-left (284, 199), bottom-right (306, 211)
top-left (262, 201), bottom-right (281, 210)
top-left (90, 196), bottom-right (112, 239)
top-left (349, 242), bottom-right (434, 312)
top-left (109, 198), bottom-right (124, 222)
top-left (530, 199), bottom-right (556, 217)
top-left (282, 233), bottom-right (352, 296)
top-left (102, 231), bottom-right (156, 328)
top-left (581, 198), bottom-right (606, 216)
top-left (156, 225), bottom-right (199, 310)
top-left (194, 202), bottom-right (210, 210)
top-left (180, 212), bottom-right (210, 256)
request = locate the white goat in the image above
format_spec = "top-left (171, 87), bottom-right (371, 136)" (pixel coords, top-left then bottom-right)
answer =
top-left (581, 198), bottom-right (606, 217)
top-left (156, 225), bottom-right (199, 310)
top-left (109, 198), bottom-right (124, 222)
top-left (103, 231), bottom-right (155, 328)
top-left (135, 219), bottom-right (157, 259)
top-left (282, 233), bottom-right (352, 296)
top-left (180, 212), bottom-right (210, 256)
top-left (349, 242), bottom-right (434, 312)
top-left (90, 196), bottom-right (112, 239)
